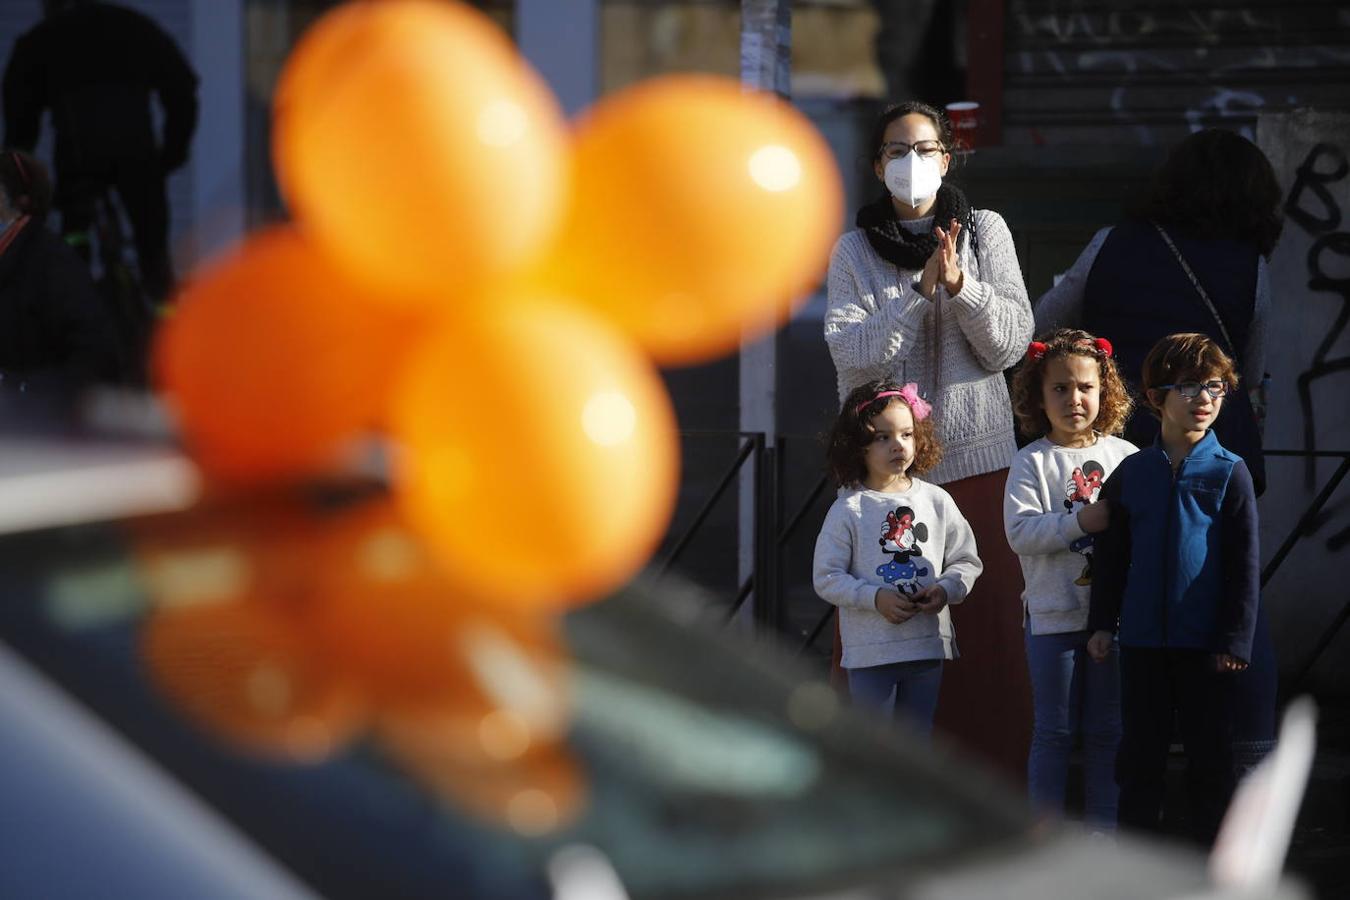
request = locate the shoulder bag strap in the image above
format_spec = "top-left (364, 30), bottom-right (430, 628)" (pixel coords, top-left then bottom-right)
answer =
top-left (1152, 222), bottom-right (1237, 356)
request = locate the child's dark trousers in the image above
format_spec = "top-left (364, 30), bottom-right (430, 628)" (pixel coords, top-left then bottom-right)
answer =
top-left (1116, 647), bottom-right (1238, 846)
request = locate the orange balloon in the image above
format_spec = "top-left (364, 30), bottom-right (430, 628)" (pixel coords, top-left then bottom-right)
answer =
top-left (141, 598), bottom-right (368, 762)
top-left (538, 75), bottom-right (843, 364)
top-left (272, 0), bottom-right (569, 300)
top-left (154, 228), bottom-right (421, 482)
top-left (389, 299), bottom-right (679, 608)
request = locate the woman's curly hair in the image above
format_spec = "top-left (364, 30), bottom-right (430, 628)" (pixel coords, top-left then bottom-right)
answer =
top-left (1010, 328), bottom-right (1133, 439)
top-left (826, 379), bottom-right (943, 488)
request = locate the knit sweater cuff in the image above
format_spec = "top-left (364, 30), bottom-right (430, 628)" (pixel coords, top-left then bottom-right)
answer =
top-left (947, 277), bottom-right (989, 316)
top-left (938, 575), bottom-right (968, 606)
top-left (1057, 511), bottom-right (1087, 545)
top-left (931, 436), bottom-right (1017, 485)
top-left (853, 583), bottom-right (881, 612)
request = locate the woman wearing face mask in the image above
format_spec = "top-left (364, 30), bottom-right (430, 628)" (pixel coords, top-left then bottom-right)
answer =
top-left (0, 149), bottom-right (120, 398)
top-left (824, 102), bottom-right (1035, 782)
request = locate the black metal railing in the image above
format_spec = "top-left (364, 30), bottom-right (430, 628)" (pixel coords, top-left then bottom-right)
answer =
top-left (656, 432), bottom-right (829, 634)
top-left (658, 437), bottom-right (1350, 683)
top-left (1266, 450), bottom-right (1350, 693)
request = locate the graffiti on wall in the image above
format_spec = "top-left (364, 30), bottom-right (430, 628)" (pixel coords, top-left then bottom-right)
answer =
top-left (1006, 5), bottom-right (1350, 145)
top-left (1283, 140), bottom-right (1350, 552)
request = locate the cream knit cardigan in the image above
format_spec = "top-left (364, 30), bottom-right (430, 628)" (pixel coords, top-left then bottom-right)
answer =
top-left (824, 209), bottom-right (1034, 485)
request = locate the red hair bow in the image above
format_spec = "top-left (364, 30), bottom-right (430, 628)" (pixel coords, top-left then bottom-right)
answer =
top-left (1093, 337), bottom-right (1113, 358)
top-left (1027, 341), bottom-right (1048, 361)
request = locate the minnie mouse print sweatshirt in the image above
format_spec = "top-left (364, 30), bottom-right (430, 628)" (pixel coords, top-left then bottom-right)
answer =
top-left (813, 479), bottom-right (982, 668)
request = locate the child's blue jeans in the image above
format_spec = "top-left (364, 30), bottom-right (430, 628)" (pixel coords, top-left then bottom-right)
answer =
top-left (847, 658), bottom-right (943, 736)
top-left (1025, 629), bottom-right (1121, 830)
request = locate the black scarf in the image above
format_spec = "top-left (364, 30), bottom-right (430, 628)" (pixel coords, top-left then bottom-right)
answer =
top-left (856, 183), bottom-right (974, 271)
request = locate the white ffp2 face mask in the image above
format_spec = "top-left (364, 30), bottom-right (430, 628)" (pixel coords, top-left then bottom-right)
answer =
top-left (883, 153), bottom-right (943, 208)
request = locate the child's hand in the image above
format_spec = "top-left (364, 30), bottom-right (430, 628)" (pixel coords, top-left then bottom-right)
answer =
top-left (1077, 500), bottom-right (1111, 534)
top-left (874, 588), bottom-right (918, 624)
top-left (1086, 630), bottom-right (1114, 663)
top-left (911, 583), bottom-right (948, 614)
top-left (1213, 653), bottom-right (1249, 673)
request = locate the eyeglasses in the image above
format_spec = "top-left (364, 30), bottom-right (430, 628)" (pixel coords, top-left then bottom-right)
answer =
top-left (1159, 380), bottom-right (1230, 400)
top-left (880, 140), bottom-right (944, 160)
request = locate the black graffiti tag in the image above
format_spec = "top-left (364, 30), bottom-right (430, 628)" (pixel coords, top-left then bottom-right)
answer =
top-left (1288, 142), bottom-right (1350, 550)
top-left (1286, 142), bottom-right (1348, 236)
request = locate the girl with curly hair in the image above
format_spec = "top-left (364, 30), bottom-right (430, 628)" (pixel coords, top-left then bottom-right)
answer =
top-left (814, 379), bottom-right (982, 735)
top-left (1002, 328), bottom-right (1137, 832)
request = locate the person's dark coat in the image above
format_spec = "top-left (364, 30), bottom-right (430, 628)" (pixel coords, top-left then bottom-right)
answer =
top-left (3, 3), bottom-right (199, 304)
top-left (1081, 221), bottom-right (1266, 495)
top-left (3, 2), bottom-right (198, 176)
top-left (0, 217), bottom-right (121, 393)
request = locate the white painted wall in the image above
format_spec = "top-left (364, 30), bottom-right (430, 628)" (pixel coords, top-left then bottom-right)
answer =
top-left (1255, 110), bottom-right (1350, 693)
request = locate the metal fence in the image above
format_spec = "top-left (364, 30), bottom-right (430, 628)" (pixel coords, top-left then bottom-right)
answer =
top-left (657, 435), bottom-right (1350, 688)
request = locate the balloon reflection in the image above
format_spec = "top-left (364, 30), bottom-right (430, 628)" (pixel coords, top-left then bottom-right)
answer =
top-left (133, 489), bottom-right (581, 834)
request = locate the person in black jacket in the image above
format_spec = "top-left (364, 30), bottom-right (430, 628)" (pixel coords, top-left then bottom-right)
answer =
top-left (2, 0), bottom-right (198, 305)
top-left (1034, 129), bottom-right (1282, 499)
top-left (0, 148), bottom-right (120, 396)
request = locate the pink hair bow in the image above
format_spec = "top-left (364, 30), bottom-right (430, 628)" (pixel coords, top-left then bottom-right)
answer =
top-left (855, 383), bottom-right (933, 420)
top-left (898, 383), bottom-right (932, 421)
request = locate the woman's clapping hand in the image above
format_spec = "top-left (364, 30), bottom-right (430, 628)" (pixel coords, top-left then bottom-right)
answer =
top-left (935, 218), bottom-right (964, 296)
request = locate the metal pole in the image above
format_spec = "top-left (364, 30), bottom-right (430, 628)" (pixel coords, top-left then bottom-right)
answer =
top-left (753, 434), bottom-right (782, 631)
top-left (516, 0), bottom-right (599, 117)
top-left (737, 0), bottom-right (791, 632)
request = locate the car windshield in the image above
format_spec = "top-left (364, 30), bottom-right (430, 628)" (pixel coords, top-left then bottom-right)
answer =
top-left (0, 482), bottom-right (1029, 900)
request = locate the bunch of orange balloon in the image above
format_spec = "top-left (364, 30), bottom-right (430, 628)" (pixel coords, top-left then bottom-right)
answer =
top-left (156, 0), bottom-right (842, 615)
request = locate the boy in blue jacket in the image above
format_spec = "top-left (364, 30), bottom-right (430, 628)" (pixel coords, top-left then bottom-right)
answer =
top-left (1086, 332), bottom-right (1259, 846)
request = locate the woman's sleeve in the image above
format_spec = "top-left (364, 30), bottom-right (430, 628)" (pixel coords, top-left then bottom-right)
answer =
top-left (812, 503), bottom-right (878, 611)
top-left (823, 234), bottom-right (931, 388)
top-left (1032, 226), bottom-right (1112, 334)
top-left (1003, 452), bottom-right (1086, 556)
top-left (935, 492), bottom-right (983, 605)
top-left (1243, 256), bottom-right (1270, 388)
top-left (946, 210), bottom-right (1035, 372)
top-left (1217, 461), bottom-right (1260, 663)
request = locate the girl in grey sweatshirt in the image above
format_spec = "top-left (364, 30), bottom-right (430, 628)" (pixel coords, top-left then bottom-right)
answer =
top-left (1002, 328), bottom-right (1137, 831)
top-left (814, 380), bottom-right (982, 734)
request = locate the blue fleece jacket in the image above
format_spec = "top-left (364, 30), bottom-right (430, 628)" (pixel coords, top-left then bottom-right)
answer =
top-left (1087, 430), bottom-right (1260, 662)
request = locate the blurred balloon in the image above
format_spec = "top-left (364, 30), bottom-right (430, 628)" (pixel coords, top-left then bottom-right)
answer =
top-left (307, 497), bottom-right (570, 720)
top-left (142, 597), bottom-right (368, 762)
top-left (154, 228), bottom-right (421, 482)
top-left (362, 602), bottom-right (573, 762)
top-left (319, 500), bottom-right (582, 831)
top-left (272, 0), bottom-right (569, 301)
top-left (389, 299), bottom-right (678, 608)
top-left (538, 75), bottom-right (843, 364)
top-left (381, 724), bottom-right (586, 835)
